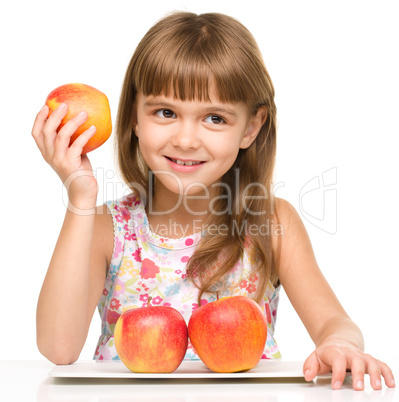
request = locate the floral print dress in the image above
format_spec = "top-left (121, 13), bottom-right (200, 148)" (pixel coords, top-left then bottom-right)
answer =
top-left (94, 193), bottom-right (281, 360)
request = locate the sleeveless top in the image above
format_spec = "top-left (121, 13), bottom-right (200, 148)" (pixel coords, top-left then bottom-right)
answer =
top-left (94, 193), bottom-right (281, 360)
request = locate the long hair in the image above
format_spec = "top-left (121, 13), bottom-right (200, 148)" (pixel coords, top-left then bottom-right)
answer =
top-left (115, 12), bottom-right (280, 304)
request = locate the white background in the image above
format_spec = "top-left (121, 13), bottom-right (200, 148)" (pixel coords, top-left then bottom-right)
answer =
top-left (1, 0), bottom-right (398, 365)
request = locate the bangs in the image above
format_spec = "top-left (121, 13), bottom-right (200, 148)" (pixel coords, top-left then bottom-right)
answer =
top-left (132, 13), bottom-right (265, 106)
top-left (136, 46), bottom-right (215, 102)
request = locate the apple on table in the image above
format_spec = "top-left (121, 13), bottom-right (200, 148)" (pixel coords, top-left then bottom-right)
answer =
top-left (188, 295), bottom-right (268, 373)
top-left (114, 298), bottom-right (188, 373)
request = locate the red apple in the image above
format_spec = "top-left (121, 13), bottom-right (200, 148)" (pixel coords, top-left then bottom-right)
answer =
top-left (45, 83), bottom-right (112, 154)
top-left (188, 296), bottom-right (267, 373)
top-left (114, 301), bottom-right (188, 373)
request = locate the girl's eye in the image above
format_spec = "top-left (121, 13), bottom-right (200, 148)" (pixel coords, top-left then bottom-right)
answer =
top-left (156, 109), bottom-right (176, 118)
top-left (204, 115), bottom-right (225, 124)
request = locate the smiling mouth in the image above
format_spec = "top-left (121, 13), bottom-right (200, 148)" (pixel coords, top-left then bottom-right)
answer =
top-left (166, 157), bottom-right (205, 166)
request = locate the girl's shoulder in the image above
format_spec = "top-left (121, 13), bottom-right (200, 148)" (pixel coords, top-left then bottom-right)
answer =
top-left (274, 197), bottom-right (298, 223)
top-left (271, 196), bottom-right (307, 262)
top-left (92, 193), bottom-right (142, 268)
top-left (273, 197), bottom-right (305, 238)
top-left (272, 196), bottom-right (318, 281)
top-left (93, 193), bottom-right (142, 271)
top-left (92, 203), bottom-right (115, 271)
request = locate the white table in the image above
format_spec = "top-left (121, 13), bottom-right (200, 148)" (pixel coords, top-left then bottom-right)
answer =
top-left (0, 359), bottom-right (397, 401)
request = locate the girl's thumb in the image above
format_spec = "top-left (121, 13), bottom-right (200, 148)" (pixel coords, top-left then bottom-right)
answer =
top-left (303, 351), bottom-right (319, 381)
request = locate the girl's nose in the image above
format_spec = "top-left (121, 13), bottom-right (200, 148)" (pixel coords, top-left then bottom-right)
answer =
top-left (170, 121), bottom-right (201, 150)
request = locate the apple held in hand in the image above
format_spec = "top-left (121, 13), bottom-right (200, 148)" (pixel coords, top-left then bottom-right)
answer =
top-left (114, 300), bottom-right (188, 373)
top-left (45, 83), bottom-right (112, 154)
top-left (188, 296), bottom-right (267, 373)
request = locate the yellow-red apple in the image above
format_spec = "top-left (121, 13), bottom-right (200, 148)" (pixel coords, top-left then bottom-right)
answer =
top-left (114, 303), bottom-right (188, 373)
top-left (188, 296), bottom-right (267, 373)
top-left (45, 83), bottom-right (112, 154)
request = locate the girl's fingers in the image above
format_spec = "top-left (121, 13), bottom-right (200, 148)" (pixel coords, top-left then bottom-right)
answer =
top-left (349, 354), bottom-right (366, 390)
top-left (31, 105), bottom-right (49, 152)
top-left (330, 353), bottom-right (347, 390)
top-left (303, 351), bottom-right (323, 381)
top-left (42, 103), bottom-right (68, 157)
top-left (67, 125), bottom-right (96, 157)
top-left (380, 361), bottom-right (396, 388)
top-left (53, 111), bottom-right (88, 163)
top-left (364, 356), bottom-right (382, 390)
top-left (306, 344), bottom-right (396, 391)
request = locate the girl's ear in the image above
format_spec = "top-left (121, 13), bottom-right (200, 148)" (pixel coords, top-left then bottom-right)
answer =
top-left (132, 96), bottom-right (139, 136)
top-left (134, 120), bottom-right (139, 137)
top-left (240, 106), bottom-right (268, 149)
top-left (132, 110), bottom-right (139, 136)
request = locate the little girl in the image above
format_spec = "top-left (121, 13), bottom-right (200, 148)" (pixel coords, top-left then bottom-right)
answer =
top-left (32, 11), bottom-right (395, 391)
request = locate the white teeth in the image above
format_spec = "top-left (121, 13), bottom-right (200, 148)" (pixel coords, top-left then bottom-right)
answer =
top-left (173, 159), bottom-right (201, 166)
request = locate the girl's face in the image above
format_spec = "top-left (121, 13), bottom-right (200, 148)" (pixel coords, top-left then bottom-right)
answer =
top-left (134, 89), bottom-right (266, 200)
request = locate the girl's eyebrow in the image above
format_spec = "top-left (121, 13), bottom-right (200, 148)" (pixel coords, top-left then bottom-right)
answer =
top-left (143, 99), bottom-right (175, 110)
top-left (203, 106), bottom-right (238, 118)
top-left (143, 98), bottom-right (238, 118)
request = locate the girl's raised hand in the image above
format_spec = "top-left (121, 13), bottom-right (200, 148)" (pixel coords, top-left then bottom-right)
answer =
top-left (303, 339), bottom-right (395, 391)
top-left (31, 103), bottom-right (98, 210)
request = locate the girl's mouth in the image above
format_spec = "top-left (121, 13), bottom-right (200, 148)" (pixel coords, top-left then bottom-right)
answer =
top-left (165, 156), bottom-right (205, 166)
top-left (165, 156), bottom-right (206, 171)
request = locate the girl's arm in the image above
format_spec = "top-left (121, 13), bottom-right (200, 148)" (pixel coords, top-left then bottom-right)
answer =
top-left (36, 205), bottom-right (112, 364)
top-left (274, 198), bottom-right (395, 390)
top-left (32, 104), bottom-right (113, 364)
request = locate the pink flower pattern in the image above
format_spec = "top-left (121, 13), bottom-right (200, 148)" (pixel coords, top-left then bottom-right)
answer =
top-left (140, 259), bottom-right (160, 279)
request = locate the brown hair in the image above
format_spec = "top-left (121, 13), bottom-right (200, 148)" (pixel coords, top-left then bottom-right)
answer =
top-left (115, 11), bottom-right (279, 304)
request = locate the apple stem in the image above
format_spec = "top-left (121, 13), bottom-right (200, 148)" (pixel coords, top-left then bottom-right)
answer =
top-left (147, 296), bottom-right (152, 307)
top-left (216, 292), bottom-right (219, 301)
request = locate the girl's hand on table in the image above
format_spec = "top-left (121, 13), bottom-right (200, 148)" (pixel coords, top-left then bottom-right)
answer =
top-left (303, 339), bottom-right (396, 390)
